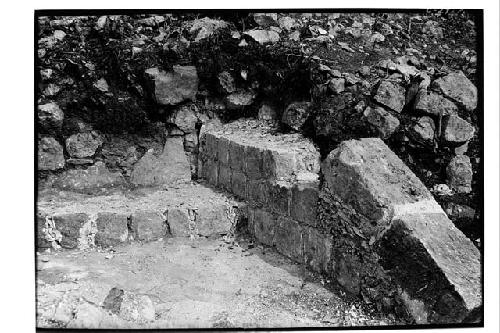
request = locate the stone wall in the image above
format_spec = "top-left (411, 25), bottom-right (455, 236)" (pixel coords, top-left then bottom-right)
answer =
top-left (198, 121), bottom-right (481, 324)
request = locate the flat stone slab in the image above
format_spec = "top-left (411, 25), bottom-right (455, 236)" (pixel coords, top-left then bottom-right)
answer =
top-left (37, 183), bottom-right (242, 249)
top-left (36, 238), bottom-right (396, 328)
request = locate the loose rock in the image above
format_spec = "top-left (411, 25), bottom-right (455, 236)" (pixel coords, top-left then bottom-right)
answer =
top-left (258, 104), bottom-right (277, 121)
top-left (65, 131), bottom-right (103, 158)
top-left (218, 71), bottom-right (236, 93)
top-left (433, 71), bottom-right (478, 111)
top-left (38, 102), bottom-right (64, 130)
top-left (363, 106), bottom-right (400, 139)
top-left (189, 17), bottom-right (228, 42)
top-left (282, 102), bottom-right (311, 131)
top-left (145, 66), bottom-right (198, 105)
top-left (244, 29), bottom-right (280, 44)
top-left (414, 91), bottom-right (458, 116)
top-left (38, 137), bottom-right (65, 170)
top-left (328, 78), bottom-right (345, 94)
top-left (253, 13), bottom-right (278, 27)
top-left (447, 155), bottom-right (473, 193)
top-left (373, 80), bottom-right (406, 112)
top-left (167, 104), bottom-right (199, 134)
top-left (442, 115), bottom-right (475, 144)
top-left (225, 91), bottom-right (256, 109)
top-left (409, 116), bottom-right (435, 146)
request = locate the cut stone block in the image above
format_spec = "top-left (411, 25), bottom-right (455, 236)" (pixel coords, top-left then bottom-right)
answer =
top-left (231, 171), bottom-right (247, 199)
top-left (244, 145), bottom-right (264, 179)
top-left (166, 208), bottom-right (191, 237)
top-left (131, 211), bottom-right (167, 242)
top-left (267, 181), bottom-right (292, 216)
top-left (322, 138), bottom-right (433, 231)
top-left (228, 141), bottom-right (246, 172)
top-left (196, 204), bottom-right (234, 237)
top-left (218, 164), bottom-right (232, 191)
top-left (274, 216), bottom-right (303, 262)
top-left (303, 226), bottom-right (333, 274)
top-left (246, 180), bottom-right (266, 206)
top-left (262, 149), bottom-right (298, 180)
top-left (379, 213), bottom-right (481, 323)
top-left (52, 213), bottom-right (90, 249)
top-left (291, 182), bottom-right (319, 226)
top-left (95, 213), bottom-right (129, 247)
top-left (252, 208), bottom-right (278, 246)
top-left (217, 137), bottom-right (230, 164)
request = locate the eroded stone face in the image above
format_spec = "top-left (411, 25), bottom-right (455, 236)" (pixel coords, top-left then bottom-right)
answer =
top-left (373, 80), bottom-right (406, 112)
top-left (145, 66), bottom-right (198, 105)
top-left (38, 137), bottom-right (65, 170)
top-left (433, 71), bottom-right (477, 111)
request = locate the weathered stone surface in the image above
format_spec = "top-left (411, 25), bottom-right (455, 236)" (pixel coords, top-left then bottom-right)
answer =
top-left (446, 155), bottom-right (473, 194)
top-left (258, 104), bottom-right (277, 121)
top-left (251, 208), bottom-right (278, 246)
top-left (328, 78), bottom-right (345, 94)
top-left (167, 105), bottom-right (199, 133)
top-left (183, 133), bottom-right (198, 151)
top-left (291, 182), bottom-right (319, 226)
top-left (196, 204), bottom-right (234, 237)
top-left (303, 226), bottom-right (332, 274)
top-left (253, 13), bottom-right (278, 27)
top-left (274, 217), bottom-right (303, 261)
top-left (145, 66), bottom-right (198, 105)
top-left (38, 102), bottom-right (64, 130)
top-left (244, 145), bottom-right (263, 179)
top-left (165, 208), bottom-right (191, 237)
top-left (373, 80), bottom-right (406, 112)
top-left (244, 29), bottom-right (280, 44)
top-left (379, 213), bottom-right (481, 323)
top-left (130, 137), bottom-right (191, 186)
top-left (217, 71), bottom-right (236, 93)
top-left (120, 292), bottom-right (155, 323)
top-left (231, 171), bottom-right (247, 199)
top-left (282, 102), bottom-right (311, 131)
top-left (189, 17), bottom-right (228, 42)
top-left (363, 106), bottom-right (400, 139)
top-left (130, 211), bottom-right (167, 242)
top-left (65, 131), bottom-right (103, 158)
top-left (267, 181), bottom-right (292, 216)
top-left (322, 138), bottom-right (433, 228)
top-left (409, 116), bottom-right (436, 145)
top-left (225, 91), bottom-right (256, 109)
top-left (434, 71), bottom-right (477, 111)
top-left (53, 161), bottom-right (125, 192)
top-left (52, 213), bottom-right (90, 249)
top-left (95, 212), bottom-right (129, 247)
top-left (278, 16), bottom-right (298, 31)
top-left (442, 115), bottom-right (475, 144)
top-left (414, 92), bottom-right (458, 116)
top-left (38, 137), bottom-right (65, 171)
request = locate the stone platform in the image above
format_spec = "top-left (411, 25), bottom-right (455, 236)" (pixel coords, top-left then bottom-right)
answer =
top-left (37, 183), bottom-right (242, 250)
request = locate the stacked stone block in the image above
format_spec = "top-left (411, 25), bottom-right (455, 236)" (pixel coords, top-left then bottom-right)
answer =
top-left (198, 120), bottom-right (334, 274)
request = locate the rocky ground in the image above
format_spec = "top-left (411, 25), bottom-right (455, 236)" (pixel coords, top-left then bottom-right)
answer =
top-left (36, 10), bottom-right (482, 328)
top-left (37, 11), bottom-right (482, 246)
top-left (36, 237), bottom-right (398, 328)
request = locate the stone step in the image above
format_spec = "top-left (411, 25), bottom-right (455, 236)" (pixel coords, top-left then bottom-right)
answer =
top-left (37, 183), bottom-right (243, 250)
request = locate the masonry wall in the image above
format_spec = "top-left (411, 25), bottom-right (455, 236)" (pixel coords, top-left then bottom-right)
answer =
top-left (198, 120), bottom-right (482, 324)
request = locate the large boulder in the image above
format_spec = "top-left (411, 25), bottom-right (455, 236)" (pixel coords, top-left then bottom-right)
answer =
top-left (446, 155), bottom-right (473, 194)
top-left (281, 102), bottom-right (311, 131)
top-left (414, 92), bottom-right (458, 116)
top-left (442, 115), bottom-right (475, 144)
top-left (433, 71), bottom-right (477, 111)
top-left (38, 102), bottom-right (64, 131)
top-left (65, 131), bottom-right (103, 158)
top-left (363, 106), bottom-right (400, 139)
top-left (373, 80), bottom-right (406, 113)
top-left (145, 66), bottom-right (198, 105)
top-left (38, 137), bottom-right (65, 170)
top-left (130, 137), bottom-right (191, 186)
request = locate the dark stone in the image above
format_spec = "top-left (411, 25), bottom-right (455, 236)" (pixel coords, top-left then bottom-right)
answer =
top-left (95, 212), bottom-right (129, 247)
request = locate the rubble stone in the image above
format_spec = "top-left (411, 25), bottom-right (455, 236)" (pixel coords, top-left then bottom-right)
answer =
top-left (433, 71), bottom-right (477, 111)
top-left (38, 102), bottom-right (64, 130)
top-left (38, 137), bottom-right (65, 170)
top-left (145, 66), bottom-right (198, 105)
top-left (363, 106), bottom-right (400, 139)
top-left (281, 101), bottom-right (311, 131)
top-left (446, 155), bottom-right (473, 193)
top-left (65, 131), bottom-right (103, 158)
top-left (374, 80), bottom-right (406, 112)
top-left (442, 115), bottom-right (475, 144)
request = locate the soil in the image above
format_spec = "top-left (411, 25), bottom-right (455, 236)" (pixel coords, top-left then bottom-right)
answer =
top-left (36, 237), bottom-right (399, 328)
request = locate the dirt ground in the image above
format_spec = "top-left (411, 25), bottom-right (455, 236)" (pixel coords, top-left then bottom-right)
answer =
top-left (36, 236), bottom-right (397, 329)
